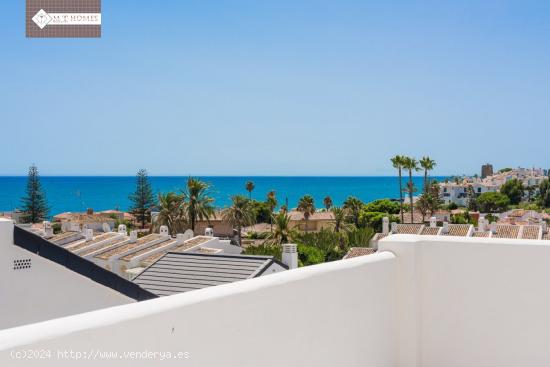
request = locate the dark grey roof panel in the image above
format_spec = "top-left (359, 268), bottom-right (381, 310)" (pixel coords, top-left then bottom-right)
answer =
top-left (132, 252), bottom-right (277, 297)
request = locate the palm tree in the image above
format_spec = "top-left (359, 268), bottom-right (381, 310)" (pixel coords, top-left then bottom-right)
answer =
top-left (245, 181), bottom-right (255, 199)
top-left (402, 156), bottom-right (419, 223)
top-left (153, 192), bottom-right (187, 235)
top-left (182, 177), bottom-right (215, 232)
top-left (323, 196), bottom-right (333, 211)
top-left (419, 156), bottom-right (436, 193)
top-left (222, 195), bottom-right (255, 246)
top-left (297, 195), bottom-right (315, 231)
top-left (343, 196), bottom-right (363, 227)
top-left (265, 212), bottom-right (296, 245)
top-left (330, 206), bottom-right (353, 233)
top-left (266, 190), bottom-right (277, 231)
top-left (391, 155), bottom-right (405, 223)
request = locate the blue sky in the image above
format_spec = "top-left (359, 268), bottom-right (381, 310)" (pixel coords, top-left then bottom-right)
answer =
top-left (1, 0), bottom-right (549, 176)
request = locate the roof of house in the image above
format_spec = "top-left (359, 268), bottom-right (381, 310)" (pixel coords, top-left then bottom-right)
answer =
top-left (139, 236), bottom-right (215, 266)
top-left (522, 225), bottom-right (541, 240)
top-left (420, 226), bottom-right (441, 236)
top-left (394, 224), bottom-right (423, 235)
top-left (493, 225), bottom-right (520, 239)
top-left (343, 247), bottom-right (376, 259)
top-left (133, 252), bottom-right (287, 297)
top-left (94, 234), bottom-right (164, 260)
top-left (443, 224), bottom-right (472, 237)
top-left (287, 210), bottom-right (335, 221)
top-left (13, 226), bottom-right (156, 301)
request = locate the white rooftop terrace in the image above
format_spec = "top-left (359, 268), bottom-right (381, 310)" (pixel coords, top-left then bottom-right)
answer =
top-left (2, 221), bottom-right (550, 366)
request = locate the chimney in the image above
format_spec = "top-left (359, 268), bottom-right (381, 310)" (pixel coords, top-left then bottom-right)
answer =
top-left (86, 208), bottom-right (93, 215)
top-left (159, 225), bottom-right (169, 236)
top-left (430, 217), bottom-right (437, 228)
top-left (442, 222), bottom-right (449, 234)
top-left (129, 230), bottom-right (138, 243)
top-left (490, 222), bottom-right (497, 234)
top-left (118, 224), bottom-right (127, 234)
top-left (391, 222), bottom-right (398, 234)
top-left (43, 221), bottom-right (53, 237)
top-left (282, 243), bottom-right (298, 270)
top-left (102, 222), bottom-right (111, 233)
top-left (478, 218), bottom-right (486, 232)
top-left (84, 228), bottom-right (93, 241)
top-left (205, 227), bottom-right (214, 237)
top-left (176, 233), bottom-right (186, 244)
top-left (382, 217), bottom-right (389, 235)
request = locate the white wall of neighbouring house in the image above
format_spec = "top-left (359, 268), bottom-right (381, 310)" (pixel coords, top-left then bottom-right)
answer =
top-left (0, 219), bottom-right (134, 330)
top-left (380, 234), bottom-right (550, 367)
top-left (0, 251), bottom-right (399, 367)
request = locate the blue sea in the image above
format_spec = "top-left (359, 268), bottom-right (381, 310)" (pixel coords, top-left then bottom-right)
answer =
top-left (0, 176), bottom-right (436, 216)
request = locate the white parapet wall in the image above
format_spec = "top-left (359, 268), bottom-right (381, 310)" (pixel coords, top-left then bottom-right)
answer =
top-left (0, 219), bottom-right (134, 330)
top-left (379, 234), bottom-right (550, 367)
top-left (0, 251), bottom-right (398, 367)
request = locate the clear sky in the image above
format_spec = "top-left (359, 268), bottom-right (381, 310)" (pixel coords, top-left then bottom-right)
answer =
top-left (1, 1), bottom-right (549, 176)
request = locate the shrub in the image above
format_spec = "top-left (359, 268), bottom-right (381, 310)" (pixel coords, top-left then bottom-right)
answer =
top-left (297, 244), bottom-right (325, 266)
top-left (243, 244), bottom-right (282, 261)
top-left (363, 199), bottom-right (400, 214)
top-left (477, 192), bottom-right (510, 213)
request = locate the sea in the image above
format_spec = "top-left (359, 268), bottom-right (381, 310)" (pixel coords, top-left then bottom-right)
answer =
top-left (0, 176), bottom-right (438, 216)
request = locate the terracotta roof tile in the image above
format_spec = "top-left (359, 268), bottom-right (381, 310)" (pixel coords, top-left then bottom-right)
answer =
top-left (444, 224), bottom-right (471, 237)
top-left (395, 224), bottom-right (423, 234)
top-left (521, 225), bottom-right (540, 240)
top-left (493, 225), bottom-right (520, 239)
top-left (343, 247), bottom-right (375, 259)
top-left (420, 227), bottom-right (440, 236)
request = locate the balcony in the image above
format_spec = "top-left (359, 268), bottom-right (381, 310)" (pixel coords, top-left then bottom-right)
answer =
top-left (1, 222), bottom-right (550, 366)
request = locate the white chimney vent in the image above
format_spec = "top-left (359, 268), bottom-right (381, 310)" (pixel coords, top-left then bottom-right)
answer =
top-left (84, 228), bottom-right (93, 241)
top-left (129, 230), bottom-right (138, 243)
top-left (118, 224), bottom-right (127, 234)
top-left (542, 222), bottom-right (547, 233)
top-left (391, 222), bottom-right (398, 234)
top-left (382, 217), bottom-right (389, 235)
top-left (205, 227), bottom-right (214, 237)
top-left (102, 222), bottom-right (111, 233)
top-left (282, 243), bottom-right (298, 270)
top-left (159, 225), bottom-right (169, 236)
top-left (478, 218), bottom-right (486, 232)
top-left (176, 233), bottom-right (186, 244)
top-left (43, 221), bottom-right (53, 237)
top-left (430, 217), bottom-right (437, 228)
top-left (69, 222), bottom-right (80, 232)
top-left (442, 222), bottom-right (449, 234)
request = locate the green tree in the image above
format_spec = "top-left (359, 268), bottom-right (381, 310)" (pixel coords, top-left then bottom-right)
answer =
top-left (266, 190), bottom-right (277, 231)
top-left (265, 212), bottom-right (296, 244)
top-left (21, 165), bottom-right (49, 223)
top-left (500, 178), bottom-right (524, 205)
top-left (182, 177), bottom-right (215, 232)
top-left (297, 244), bottom-right (325, 266)
top-left (391, 155), bottom-right (406, 223)
top-left (419, 156), bottom-right (436, 192)
top-left (222, 195), bottom-right (255, 246)
top-left (477, 192), bottom-right (510, 213)
top-left (359, 211), bottom-right (399, 232)
top-left (153, 192), bottom-right (186, 235)
top-left (245, 181), bottom-right (255, 199)
top-left (402, 156), bottom-right (419, 223)
top-left (323, 196), bottom-right (333, 211)
top-left (330, 206), bottom-right (353, 233)
top-left (297, 195), bottom-right (315, 231)
top-left (129, 169), bottom-right (157, 228)
top-left (364, 199), bottom-right (400, 214)
top-left (539, 179), bottom-right (550, 208)
top-left (466, 185), bottom-right (478, 211)
top-left (343, 196), bottom-right (364, 227)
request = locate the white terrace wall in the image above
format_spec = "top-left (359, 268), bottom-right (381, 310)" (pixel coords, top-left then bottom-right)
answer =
top-left (380, 234), bottom-right (550, 367)
top-left (0, 219), bottom-right (133, 330)
top-left (0, 251), bottom-right (398, 367)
